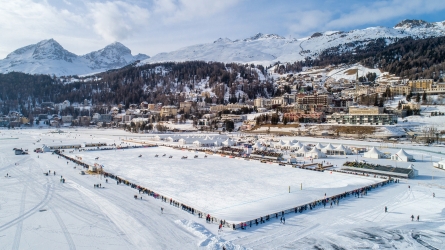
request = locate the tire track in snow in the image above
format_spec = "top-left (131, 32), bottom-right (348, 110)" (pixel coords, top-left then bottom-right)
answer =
top-left (67, 181), bottom-right (159, 249)
top-left (0, 163), bottom-right (55, 232)
top-left (88, 183), bottom-right (194, 249)
top-left (0, 157), bottom-right (28, 172)
top-left (51, 206), bottom-right (76, 250)
top-left (234, 218), bottom-right (319, 249)
top-left (270, 223), bottom-right (321, 250)
top-left (11, 186), bottom-right (27, 250)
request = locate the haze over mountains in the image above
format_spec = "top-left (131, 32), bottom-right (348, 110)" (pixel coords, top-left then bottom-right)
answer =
top-left (1, 19), bottom-right (445, 76)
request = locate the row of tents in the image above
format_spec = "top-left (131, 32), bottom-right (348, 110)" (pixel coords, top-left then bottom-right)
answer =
top-left (364, 147), bottom-right (415, 162)
top-left (253, 141), bottom-right (353, 156)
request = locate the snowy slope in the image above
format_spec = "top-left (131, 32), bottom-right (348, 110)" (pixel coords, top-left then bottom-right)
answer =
top-left (0, 39), bottom-right (149, 76)
top-left (327, 64), bottom-right (382, 81)
top-left (142, 19), bottom-right (445, 65)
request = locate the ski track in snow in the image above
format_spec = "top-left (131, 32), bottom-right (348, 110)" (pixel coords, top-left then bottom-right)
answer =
top-left (50, 206), bottom-right (76, 250)
top-left (66, 181), bottom-right (155, 249)
top-left (11, 186), bottom-right (27, 250)
top-left (0, 159), bottom-right (55, 233)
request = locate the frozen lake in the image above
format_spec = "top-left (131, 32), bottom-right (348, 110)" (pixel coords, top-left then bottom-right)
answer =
top-left (69, 146), bottom-right (382, 221)
top-left (1, 128), bottom-right (445, 249)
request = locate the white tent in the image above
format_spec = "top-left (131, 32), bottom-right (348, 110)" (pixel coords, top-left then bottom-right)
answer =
top-left (291, 141), bottom-right (304, 150)
top-left (193, 140), bottom-right (202, 147)
top-left (434, 160), bottom-right (445, 169)
top-left (391, 149), bottom-right (414, 162)
top-left (314, 143), bottom-right (325, 150)
top-left (334, 144), bottom-right (352, 155)
top-left (222, 139), bottom-right (235, 146)
top-left (253, 141), bottom-right (262, 149)
top-left (306, 147), bottom-right (326, 159)
top-left (178, 138), bottom-right (193, 145)
top-left (214, 140), bottom-right (223, 146)
top-left (275, 140), bottom-right (286, 149)
top-left (321, 143), bottom-right (336, 154)
top-left (407, 164), bottom-right (419, 177)
top-left (364, 147), bottom-right (383, 159)
top-left (41, 144), bottom-right (51, 152)
top-left (282, 141), bottom-right (294, 149)
top-left (296, 146), bottom-right (309, 157)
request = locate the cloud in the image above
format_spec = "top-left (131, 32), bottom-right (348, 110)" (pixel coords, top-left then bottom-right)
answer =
top-left (88, 1), bottom-right (150, 41)
top-left (0, 0), bottom-right (89, 56)
top-left (288, 10), bottom-right (332, 36)
top-left (327, 0), bottom-right (445, 29)
top-left (153, 0), bottom-right (241, 24)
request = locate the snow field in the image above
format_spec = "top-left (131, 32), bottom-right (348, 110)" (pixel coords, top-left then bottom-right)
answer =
top-left (67, 146), bottom-right (382, 222)
top-left (1, 128), bottom-right (445, 249)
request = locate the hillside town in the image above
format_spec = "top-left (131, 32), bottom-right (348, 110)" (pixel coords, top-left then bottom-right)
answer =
top-left (2, 65), bottom-right (444, 142)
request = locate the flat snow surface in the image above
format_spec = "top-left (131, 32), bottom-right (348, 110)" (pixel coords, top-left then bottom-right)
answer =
top-left (1, 128), bottom-right (445, 249)
top-left (67, 147), bottom-right (381, 221)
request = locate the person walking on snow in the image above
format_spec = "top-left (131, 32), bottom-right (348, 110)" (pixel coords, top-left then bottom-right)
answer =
top-left (411, 215), bottom-right (414, 221)
top-left (283, 217), bottom-right (285, 224)
top-left (417, 215), bottom-right (419, 221)
top-left (385, 206), bottom-right (387, 213)
top-left (280, 217), bottom-right (283, 223)
top-left (161, 207), bottom-right (164, 214)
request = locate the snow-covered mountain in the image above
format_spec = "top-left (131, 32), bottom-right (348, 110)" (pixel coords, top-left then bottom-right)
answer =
top-left (0, 39), bottom-right (149, 76)
top-left (142, 19), bottom-right (445, 65)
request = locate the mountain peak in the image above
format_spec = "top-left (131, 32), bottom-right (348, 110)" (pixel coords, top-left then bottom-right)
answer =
top-left (102, 42), bottom-right (131, 54)
top-left (394, 19), bottom-right (433, 29)
top-left (32, 38), bottom-right (76, 61)
top-left (243, 33), bottom-right (285, 41)
top-left (213, 38), bottom-right (232, 43)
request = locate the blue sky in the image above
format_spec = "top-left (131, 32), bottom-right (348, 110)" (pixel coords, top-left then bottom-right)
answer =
top-left (1, 0), bottom-right (445, 58)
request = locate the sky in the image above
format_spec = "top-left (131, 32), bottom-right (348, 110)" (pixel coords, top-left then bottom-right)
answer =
top-left (1, 0), bottom-right (445, 59)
